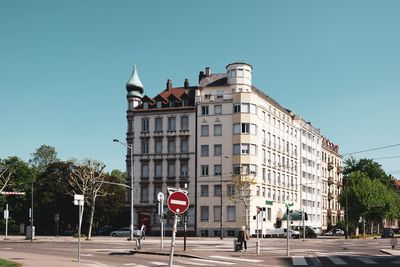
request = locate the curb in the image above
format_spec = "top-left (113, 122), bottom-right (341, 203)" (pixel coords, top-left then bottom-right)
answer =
top-left (380, 249), bottom-right (400, 256)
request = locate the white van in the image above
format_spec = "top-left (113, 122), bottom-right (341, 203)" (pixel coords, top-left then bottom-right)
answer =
top-left (265, 228), bottom-right (300, 238)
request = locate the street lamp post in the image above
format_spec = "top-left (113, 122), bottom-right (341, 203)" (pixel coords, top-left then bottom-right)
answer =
top-left (113, 139), bottom-right (134, 241)
top-left (220, 154), bottom-right (229, 240)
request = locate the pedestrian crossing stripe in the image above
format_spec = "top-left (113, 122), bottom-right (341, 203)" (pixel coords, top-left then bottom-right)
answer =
top-left (191, 258), bottom-right (236, 265)
top-left (210, 255), bottom-right (263, 263)
top-left (292, 256), bottom-right (307, 265)
top-left (327, 256), bottom-right (347, 265)
top-left (354, 257), bottom-right (377, 264)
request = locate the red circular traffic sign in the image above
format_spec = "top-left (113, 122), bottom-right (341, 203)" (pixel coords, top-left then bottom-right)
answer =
top-left (167, 191), bottom-right (189, 214)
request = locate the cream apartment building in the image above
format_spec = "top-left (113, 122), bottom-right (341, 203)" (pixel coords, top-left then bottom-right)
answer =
top-left (196, 63), bottom-right (301, 237)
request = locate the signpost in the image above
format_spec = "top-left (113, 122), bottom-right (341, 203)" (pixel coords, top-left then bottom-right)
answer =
top-left (4, 204), bottom-right (9, 240)
top-left (167, 189), bottom-right (189, 267)
top-left (74, 194), bottom-right (84, 262)
top-left (157, 192), bottom-right (165, 250)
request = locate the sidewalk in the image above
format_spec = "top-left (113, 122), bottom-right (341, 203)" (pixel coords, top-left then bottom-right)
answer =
top-left (380, 248), bottom-right (400, 256)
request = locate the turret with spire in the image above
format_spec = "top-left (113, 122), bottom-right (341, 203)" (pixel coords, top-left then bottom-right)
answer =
top-left (126, 65), bottom-right (144, 110)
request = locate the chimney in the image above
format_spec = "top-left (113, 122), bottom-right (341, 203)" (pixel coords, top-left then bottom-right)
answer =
top-left (184, 78), bottom-right (189, 88)
top-left (205, 67), bottom-right (211, 76)
top-left (166, 79), bottom-right (172, 90)
top-left (198, 71), bottom-right (205, 83)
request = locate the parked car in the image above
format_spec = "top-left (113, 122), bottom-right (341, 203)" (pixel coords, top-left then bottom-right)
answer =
top-left (324, 229), bottom-right (344, 236)
top-left (381, 228), bottom-right (394, 238)
top-left (110, 227), bottom-right (142, 237)
top-left (264, 228), bottom-right (300, 238)
top-left (293, 226), bottom-right (317, 238)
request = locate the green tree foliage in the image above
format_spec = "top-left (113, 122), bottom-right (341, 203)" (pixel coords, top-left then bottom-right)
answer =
top-left (340, 158), bottom-right (400, 233)
top-left (30, 145), bottom-right (59, 173)
top-left (33, 161), bottom-right (76, 234)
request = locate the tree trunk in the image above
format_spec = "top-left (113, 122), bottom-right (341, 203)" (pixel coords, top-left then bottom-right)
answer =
top-left (87, 195), bottom-right (97, 240)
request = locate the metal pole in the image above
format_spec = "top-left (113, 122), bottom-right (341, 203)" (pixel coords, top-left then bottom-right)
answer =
top-left (168, 214), bottom-right (178, 267)
top-left (31, 180), bottom-right (34, 242)
top-left (345, 178), bottom-right (349, 239)
top-left (302, 207), bottom-right (305, 241)
top-left (78, 201), bottom-right (82, 262)
top-left (184, 213), bottom-right (187, 251)
top-left (286, 206), bottom-right (290, 256)
top-left (161, 202), bottom-right (164, 250)
top-left (220, 154), bottom-right (223, 240)
top-left (256, 211), bottom-right (260, 254)
top-left (363, 219), bottom-right (366, 237)
top-left (5, 204), bottom-right (8, 240)
top-left (130, 144), bottom-right (134, 241)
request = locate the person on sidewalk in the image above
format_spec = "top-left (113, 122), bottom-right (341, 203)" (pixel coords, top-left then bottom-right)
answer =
top-left (238, 225), bottom-right (250, 251)
top-left (140, 224), bottom-right (146, 240)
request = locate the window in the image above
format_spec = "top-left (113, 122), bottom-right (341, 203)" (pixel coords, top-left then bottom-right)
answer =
top-left (214, 144), bottom-right (222, 156)
top-left (143, 102), bottom-right (148, 109)
top-left (250, 124), bottom-right (257, 135)
top-left (180, 161), bottom-right (188, 176)
top-left (157, 101), bottom-right (162, 108)
top-left (180, 139), bottom-right (188, 153)
top-left (250, 104), bottom-right (257, 114)
top-left (214, 105), bottom-right (222, 114)
top-left (181, 116), bottom-right (189, 130)
top-left (141, 163), bottom-right (149, 178)
top-left (141, 140), bottom-right (149, 154)
top-left (233, 144), bottom-right (240, 155)
top-left (140, 186), bottom-right (149, 202)
top-left (213, 206), bottom-right (221, 222)
top-left (250, 144), bottom-right (257, 156)
top-left (242, 123), bottom-right (249, 133)
top-left (155, 117), bottom-right (163, 131)
top-left (154, 162), bottom-right (162, 177)
top-left (241, 103), bottom-right (249, 113)
top-left (227, 184), bottom-right (235, 196)
top-left (201, 145), bottom-right (209, 157)
top-left (168, 139), bottom-right (176, 154)
top-left (201, 106), bottom-right (209, 115)
top-left (262, 187), bottom-right (266, 197)
top-left (267, 208), bottom-right (271, 221)
top-left (142, 118), bottom-right (149, 132)
top-left (233, 104), bottom-right (241, 113)
top-left (155, 139), bottom-right (163, 154)
top-left (167, 117), bottom-right (176, 131)
top-left (214, 124), bottom-right (222, 136)
top-left (201, 125), bottom-right (209, 136)
top-left (256, 186), bottom-right (260, 196)
top-left (168, 162), bottom-right (175, 177)
top-left (200, 206), bottom-right (209, 221)
top-left (201, 165), bottom-right (209, 176)
top-left (237, 68), bottom-right (244, 77)
top-left (201, 185), bottom-right (209, 197)
top-left (241, 144), bottom-right (249, 154)
top-left (268, 188), bottom-right (271, 198)
top-left (227, 206), bottom-right (236, 222)
top-left (214, 184), bottom-right (221, 196)
top-left (214, 164), bottom-right (222, 176)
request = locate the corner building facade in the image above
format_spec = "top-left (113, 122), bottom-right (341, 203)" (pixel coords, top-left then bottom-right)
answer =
top-left (122, 62), bottom-right (341, 237)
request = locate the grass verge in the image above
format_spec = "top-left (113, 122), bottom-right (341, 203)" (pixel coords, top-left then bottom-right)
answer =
top-left (0, 259), bottom-right (21, 267)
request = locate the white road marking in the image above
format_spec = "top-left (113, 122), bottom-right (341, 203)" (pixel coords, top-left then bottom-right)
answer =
top-left (210, 255), bottom-right (262, 263)
top-left (292, 256), bottom-right (308, 266)
top-left (149, 262), bottom-right (184, 267)
top-left (327, 256), bottom-right (348, 265)
top-left (354, 257), bottom-right (377, 264)
top-left (191, 258), bottom-right (236, 265)
top-left (175, 259), bottom-right (215, 266)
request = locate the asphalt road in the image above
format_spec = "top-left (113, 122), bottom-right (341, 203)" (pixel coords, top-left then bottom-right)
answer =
top-left (0, 236), bottom-right (398, 266)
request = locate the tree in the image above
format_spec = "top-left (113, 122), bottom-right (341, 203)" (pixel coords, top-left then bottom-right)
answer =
top-left (30, 145), bottom-right (59, 173)
top-left (69, 159), bottom-right (107, 240)
top-left (343, 158), bottom-right (391, 187)
top-left (227, 173), bottom-right (256, 228)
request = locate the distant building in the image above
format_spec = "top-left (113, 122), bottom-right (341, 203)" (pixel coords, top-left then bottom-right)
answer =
top-left (321, 137), bottom-right (343, 230)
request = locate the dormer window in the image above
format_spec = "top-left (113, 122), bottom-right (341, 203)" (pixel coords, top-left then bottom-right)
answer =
top-left (170, 98), bottom-right (176, 107)
top-left (143, 102), bottom-right (148, 109)
top-left (157, 101), bottom-right (162, 108)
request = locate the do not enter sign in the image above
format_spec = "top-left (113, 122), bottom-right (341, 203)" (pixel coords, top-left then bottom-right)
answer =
top-left (167, 191), bottom-right (189, 214)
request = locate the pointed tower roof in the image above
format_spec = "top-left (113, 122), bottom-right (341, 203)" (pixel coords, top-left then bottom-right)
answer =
top-left (126, 65), bottom-right (144, 95)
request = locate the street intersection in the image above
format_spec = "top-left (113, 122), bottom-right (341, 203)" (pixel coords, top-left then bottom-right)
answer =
top-left (0, 236), bottom-right (398, 266)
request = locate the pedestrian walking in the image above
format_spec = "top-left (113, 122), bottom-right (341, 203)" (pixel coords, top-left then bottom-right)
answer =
top-left (237, 225), bottom-right (250, 251)
top-left (141, 224), bottom-right (146, 240)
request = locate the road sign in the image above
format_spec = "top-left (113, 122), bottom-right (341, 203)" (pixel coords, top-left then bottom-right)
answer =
top-left (265, 200), bottom-right (273, 205)
top-left (0, 192), bottom-right (25, 195)
top-left (157, 192), bottom-right (165, 202)
top-left (74, 194), bottom-right (84, 206)
top-left (167, 191), bottom-right (189, 214)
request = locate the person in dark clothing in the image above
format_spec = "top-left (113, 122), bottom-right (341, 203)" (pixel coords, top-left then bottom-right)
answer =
top-left (237, 225), bottom-right (249, 251)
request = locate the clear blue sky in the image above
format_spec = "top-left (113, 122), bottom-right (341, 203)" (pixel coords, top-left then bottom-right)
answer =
top-left (1, 1), bottom-right (399, 176)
